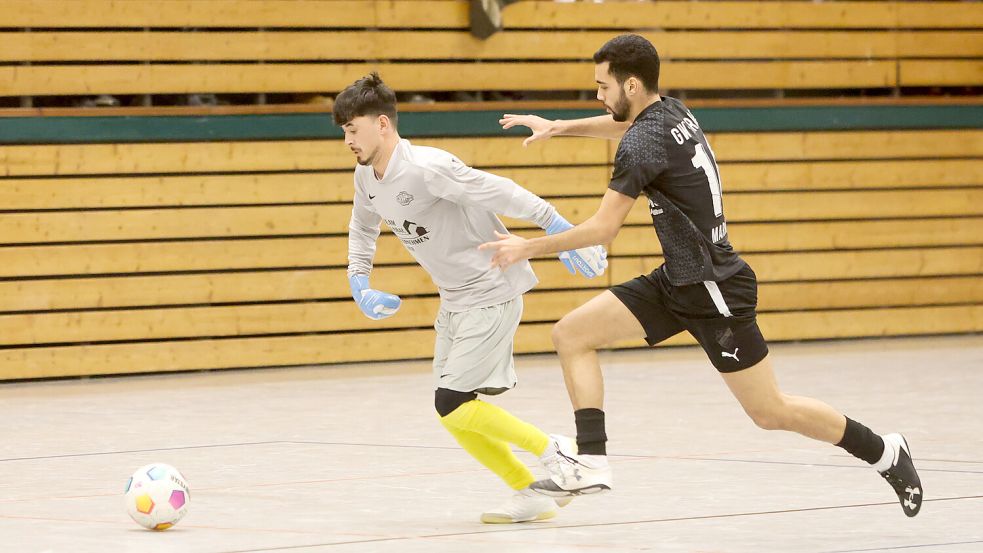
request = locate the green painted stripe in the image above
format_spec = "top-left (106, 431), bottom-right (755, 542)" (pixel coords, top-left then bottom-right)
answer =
top-left (0, 105), bottom-right (980, 144)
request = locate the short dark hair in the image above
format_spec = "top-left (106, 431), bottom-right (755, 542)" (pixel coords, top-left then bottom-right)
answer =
top-left (593, 34), bottom-right (660, 93)
top-left (332, 72), bottom-right (398, 127)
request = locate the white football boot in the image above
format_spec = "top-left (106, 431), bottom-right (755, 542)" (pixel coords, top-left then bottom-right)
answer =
top-left (538, 434), bottom-right (579, 506)
top-left (531, 438), bottom-right (612, 497)
top-left (480, 487), bottom-right (559, 524)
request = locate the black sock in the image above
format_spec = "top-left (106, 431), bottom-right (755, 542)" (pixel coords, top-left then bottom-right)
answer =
top-left (574, 408), bottom-right (607, 456)
top-left (835, 416), bottom-right (885, 465)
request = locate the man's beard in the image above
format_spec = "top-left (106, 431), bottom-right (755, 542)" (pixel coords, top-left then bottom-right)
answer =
top-left (609, 94), bottom-right (631, 122)
top-left (355, 148), bottom-right (375, 166)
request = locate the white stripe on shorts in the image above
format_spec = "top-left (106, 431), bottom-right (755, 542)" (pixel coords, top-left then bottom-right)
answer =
top-left (703, 280), bottom-right (733, 318)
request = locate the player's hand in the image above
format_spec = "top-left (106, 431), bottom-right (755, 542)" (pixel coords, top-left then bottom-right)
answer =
top-left (479, 231), bottom-right (536, 271)
top-left (559, 245), bottom-right (607, 279)
top-left (542, 213), bottom-right (607, 279)
top-left (500, 114), bottom-right (555, 147)
top-left (349, 274), bottom-right (401, 320)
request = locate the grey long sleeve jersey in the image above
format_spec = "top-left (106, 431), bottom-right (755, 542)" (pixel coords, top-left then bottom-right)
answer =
top-left (347, 139), bottom-right (558, 312)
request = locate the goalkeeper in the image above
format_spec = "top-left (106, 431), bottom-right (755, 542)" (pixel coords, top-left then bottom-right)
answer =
top-left (336, 73), bottom-right (607, 524)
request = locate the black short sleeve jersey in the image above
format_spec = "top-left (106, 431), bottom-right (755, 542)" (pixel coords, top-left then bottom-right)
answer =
top-left (609, 97), bottom-right (746, 285)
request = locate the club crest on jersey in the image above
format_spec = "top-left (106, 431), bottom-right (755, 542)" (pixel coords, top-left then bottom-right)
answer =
top-left (396, 191), bottom-right (414, 206)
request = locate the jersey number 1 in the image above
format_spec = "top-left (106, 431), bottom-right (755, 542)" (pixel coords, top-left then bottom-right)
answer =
top-left (691, 143), bottom-right (723, 217)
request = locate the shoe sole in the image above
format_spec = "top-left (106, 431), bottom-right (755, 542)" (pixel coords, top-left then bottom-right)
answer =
top-left (480, 510), bottom-right (557, 524)
top-left (532, 481), bottom-right (611, 498)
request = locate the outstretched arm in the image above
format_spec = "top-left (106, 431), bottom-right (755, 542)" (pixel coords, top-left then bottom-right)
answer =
top-left (479, 189), bottom-right (636, 270)
top-left (500, 113), bottom-right (630, 146)
top-left (425, 155), bottom-right (607, 278)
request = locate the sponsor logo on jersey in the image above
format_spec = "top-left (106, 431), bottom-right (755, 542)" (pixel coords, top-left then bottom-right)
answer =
top-left (387, 218), bottom-right (431, 246)
top-left (648, 198), bottom-right (664, 216)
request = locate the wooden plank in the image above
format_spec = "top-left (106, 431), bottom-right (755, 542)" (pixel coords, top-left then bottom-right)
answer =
top-left (5, 246), bottom-right (980, 312)
top-left (2, 305), bottom-right (980, 380)
top-left (0, 205), bottom-right (354, 244)
top-left (0, 257), bottom-right (602, 312)
top-left (897, 2), bottom-right (983, 29)
top-left (700, 130), bottom-right (983, 162)
top-left (2, 1), bottom-right (976, 31)
top-left (4, 131), bottom-right (976, 178)
top-left (610, 219), bottom-right (983, 256)
top-left (3, 96), bottom-right (979, 119)
top-left (720, 189), bottom-right (983, 222)
top-left (0, 60), bottom-right (897, 97)
top-left (0, 138), bottom-right (605, 177)
top-left (4, 160), bottom-right (974, 211)
top-left (0, 290), bottom-right (602, 346)
top-left (719, 159), bottom-right (983, 192)
top-left (502, 1), bottom-right (899, 29)
top-left (611, 188), bottom-right (983, 227)
top-left (3, 218), bottom-right (978, 278)
top-left (0, 62), bottom-right (596, 96)
top-left (0, 167), bottom-right (608, 210)
top-left (0, 173), bottom-right (352, 210)
top-left (4, 277), bottom-right (980, 346)
top-left (759, 277), bottom-right (983, 311)
top-left (611, 247), bottom-right (983, 284)
top-left (0, 1), bottom-right (467, 28)
top-left (0, 140), bottom-right (350, 176)
top-left (900, 61), bottom-right (983, 87)
top-left (14, 30), bottom-right (979, 62)
top-left (0, 237), bottom-right (386, 278)
top-left (897, 32), bottom-right (983, 58)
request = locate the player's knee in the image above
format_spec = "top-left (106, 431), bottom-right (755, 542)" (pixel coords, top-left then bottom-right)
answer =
top-left (745, 403), bottom-right (789, 431)
top-left (434, 388), bottom-right (477, 418)
top-left (551, 314), bottom-right (587, 352)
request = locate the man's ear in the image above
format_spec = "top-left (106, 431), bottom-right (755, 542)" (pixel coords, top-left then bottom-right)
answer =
top-left (378, 114), bottom-right (393, 132)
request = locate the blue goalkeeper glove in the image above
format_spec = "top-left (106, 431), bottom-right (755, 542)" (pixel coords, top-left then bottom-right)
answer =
top-left (544, 214), bottom-right (608, 279)
top-left (349, 274), bottom-right (401, 320)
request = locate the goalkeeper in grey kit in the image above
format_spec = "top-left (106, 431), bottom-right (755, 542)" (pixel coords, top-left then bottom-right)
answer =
top-left (336, 72), bottom-right (607, 523)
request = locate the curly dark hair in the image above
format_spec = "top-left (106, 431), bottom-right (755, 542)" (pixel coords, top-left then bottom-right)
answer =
top-left (593, 34), bottom-right (660, 93)
top-left (332, 72), bottom-right (398, 127)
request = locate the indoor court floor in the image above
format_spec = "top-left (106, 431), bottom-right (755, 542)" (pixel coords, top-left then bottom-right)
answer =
top-left (1, 335), bottom-right (981, 553)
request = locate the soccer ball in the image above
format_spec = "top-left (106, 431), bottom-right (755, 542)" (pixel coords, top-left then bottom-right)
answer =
top-left (124, 463), bottom-right (191, 530)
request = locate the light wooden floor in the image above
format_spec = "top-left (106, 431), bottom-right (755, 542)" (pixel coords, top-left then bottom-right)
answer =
top-left (1, 335), bottom-right (981, 553)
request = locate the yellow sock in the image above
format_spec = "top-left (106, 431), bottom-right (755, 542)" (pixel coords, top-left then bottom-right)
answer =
top-left (440, 418), bottom-right (535, 490)
top-left (441, 399), bottom-right (550, 456)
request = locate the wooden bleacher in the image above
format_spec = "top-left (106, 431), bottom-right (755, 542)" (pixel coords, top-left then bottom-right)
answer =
top-left (0, 0), bottom-right (980, 379)
top-left (1, 0), bottom-right (981, 99)
top-left (0, 126), bottom-right (980, 379)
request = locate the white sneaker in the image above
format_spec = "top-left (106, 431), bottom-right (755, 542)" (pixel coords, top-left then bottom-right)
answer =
top-left (480, 488), bottom-right (558, 524)
top-left (531, 450), bottom-right (612, 497)
top-left (539, 434), bottom-right (578, 506)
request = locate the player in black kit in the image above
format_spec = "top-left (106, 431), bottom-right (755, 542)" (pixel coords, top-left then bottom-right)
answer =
top-left (479, 34), bottom-right (922, 517)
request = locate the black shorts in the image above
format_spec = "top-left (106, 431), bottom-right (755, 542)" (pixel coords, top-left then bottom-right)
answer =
top-left (610, 264), bottom-right (768, 372)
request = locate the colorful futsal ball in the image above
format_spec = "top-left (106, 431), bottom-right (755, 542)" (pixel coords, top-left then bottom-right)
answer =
top-left (123, 463), bottom-right (190, 531)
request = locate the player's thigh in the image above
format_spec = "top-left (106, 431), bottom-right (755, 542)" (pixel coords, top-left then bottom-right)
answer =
top-left (552, 290), bottom-right (647, 350)
top-left (719, 353), bottom-right (784, 414)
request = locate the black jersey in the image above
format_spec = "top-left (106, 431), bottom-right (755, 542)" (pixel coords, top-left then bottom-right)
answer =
top-left (609, 97), bottom-right (746, 286)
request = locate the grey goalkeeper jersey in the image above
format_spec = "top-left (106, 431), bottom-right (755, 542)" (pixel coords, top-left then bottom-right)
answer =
top-left (347, 139), bottom-right (558, 312)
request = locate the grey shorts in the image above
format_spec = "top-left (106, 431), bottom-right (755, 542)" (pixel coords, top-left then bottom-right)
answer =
top-left (432, 296), bottom-right (523, 395)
